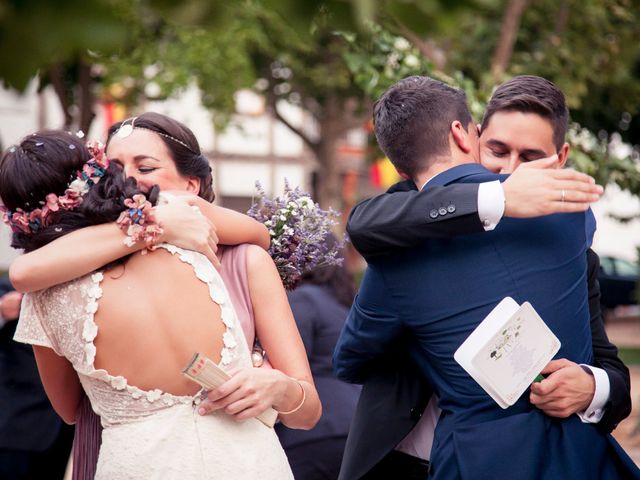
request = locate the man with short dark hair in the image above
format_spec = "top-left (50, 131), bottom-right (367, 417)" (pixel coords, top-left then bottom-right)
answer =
top-left (334, 76), bottom-right (637, 479)
top-left (339, 75), bottom-right (631, 480)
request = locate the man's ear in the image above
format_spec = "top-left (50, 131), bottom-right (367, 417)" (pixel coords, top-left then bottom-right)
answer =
top-left (450, 120), bottom-right (472, 154)
top-left (557, 143), bottom-right (570, 168)
top-left (396, 168), bottom-right (410, 180)
top-left (186, 176), bottom-right (201, 194)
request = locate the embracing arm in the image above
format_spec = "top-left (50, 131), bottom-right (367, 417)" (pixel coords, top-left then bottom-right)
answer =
top-left (529, 249), bottom-right (631, 431)
top-left (201, 245), bottom-right (321, 429)
top-left (10, 197), bottom-right (268, 293)
top-left (586, 248), bottom-right (631, 432)
top-left (348, 159), bottom-right (602, 259)
top-left (33, 345), bottom-right (83, 424)
top-left (347, 181), bottom-right (482, 259)
top-left (333, 263), bottom-right (404, 383)
top-left (11, 223), bottom-right (147, 293)
top-left (187, 196), bottom-right (270, 250)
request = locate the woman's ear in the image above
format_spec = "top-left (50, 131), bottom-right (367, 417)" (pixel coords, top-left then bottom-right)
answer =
top-left (185, 176), bottom-right (201, 194)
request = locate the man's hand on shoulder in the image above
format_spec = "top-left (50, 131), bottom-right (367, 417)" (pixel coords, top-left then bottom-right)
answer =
top-left (529, 358), bottom-right (595, 417)
top-left (503, 157), bottom-right (603, 218)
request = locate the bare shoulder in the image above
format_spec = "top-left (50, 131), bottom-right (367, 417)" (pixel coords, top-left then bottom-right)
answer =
top-left (244, 244), bottom-right (283, 289)
top-left (245, 244), bottom-right (276, 269)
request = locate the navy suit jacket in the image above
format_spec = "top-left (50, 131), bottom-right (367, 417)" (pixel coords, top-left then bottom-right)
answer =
top-left (0, 276), bottom-right (65, 451)
top-left (340, 173), bottom-right (631, 480)
top-left (335, 164), bottom-right (638, 479)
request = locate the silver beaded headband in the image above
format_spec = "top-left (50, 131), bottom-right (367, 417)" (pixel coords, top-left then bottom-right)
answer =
top-left (115, 117), bottom-right (193, 151)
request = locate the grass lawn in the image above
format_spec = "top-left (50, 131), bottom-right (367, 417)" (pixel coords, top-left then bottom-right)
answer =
top-left (618, 348), bottom-right (640, 366)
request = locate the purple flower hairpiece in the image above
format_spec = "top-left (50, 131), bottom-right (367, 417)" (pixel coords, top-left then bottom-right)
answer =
top-left (1, 140), bottom-right (109, 235)
top-left (247, 180), bottom-right (346, 290)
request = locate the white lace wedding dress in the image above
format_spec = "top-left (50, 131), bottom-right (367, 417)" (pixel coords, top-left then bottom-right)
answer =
top-left (14, 244), bottom-right (293, 480)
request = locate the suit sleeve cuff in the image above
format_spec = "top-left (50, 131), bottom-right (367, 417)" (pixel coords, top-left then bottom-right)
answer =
top-left (576, 365), bottom-right (610, 423)
top-left (478, 181), bottom-right (505, 231)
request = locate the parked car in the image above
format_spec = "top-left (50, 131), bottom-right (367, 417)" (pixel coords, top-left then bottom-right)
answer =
top-left (598, 255), bottom-right (639, 310)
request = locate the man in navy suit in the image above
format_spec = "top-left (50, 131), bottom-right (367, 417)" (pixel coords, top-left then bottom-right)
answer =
top-left (339, 76), bottom-right (631, 479)
top-left (334, 76), bottom-right (638, 479)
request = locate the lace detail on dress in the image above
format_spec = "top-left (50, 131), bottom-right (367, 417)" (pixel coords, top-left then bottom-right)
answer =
top-left (15, 244), bottom-right (253, 427)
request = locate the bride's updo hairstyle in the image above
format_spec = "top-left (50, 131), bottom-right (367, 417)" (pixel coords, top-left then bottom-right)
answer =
top-left (0, 130), bottom-right (158, 252)
top-left (107, 112), bottom-right (215, 202)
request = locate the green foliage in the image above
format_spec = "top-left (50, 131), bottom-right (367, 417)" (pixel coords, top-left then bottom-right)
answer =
top-left (340, 23), bottom-right (488, 116)
top-left (0, 0), bottom-right (128, 90)
top-left (2, 0), bottom-right (639, 204)
top-left (99, 7), bottom-right (259, 129)
top-left (341, 22), bottom-right (640, 197)
top-left (448, 0), bottom-right (640, 146)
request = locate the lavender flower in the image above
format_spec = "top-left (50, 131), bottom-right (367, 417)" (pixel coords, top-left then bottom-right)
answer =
top-left (247, 180), bottom-right (345, 290)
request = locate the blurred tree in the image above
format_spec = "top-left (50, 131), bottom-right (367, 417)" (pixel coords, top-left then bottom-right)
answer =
top-left (101, 1), bottom-right (480, 208)
top-left (2, 0), bottom-right (639, 206)
top-left (342, 21), bottom-right (640, 199)
top-left (0, 0), bottom-right (134, 132)
top-left (447, 0), bottom-right (640, 147)
top-left (0, 0), bottom-right (477, 208)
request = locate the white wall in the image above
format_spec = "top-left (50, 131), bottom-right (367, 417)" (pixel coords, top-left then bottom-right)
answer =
top-left (592, 185), bottom-right (640, 262)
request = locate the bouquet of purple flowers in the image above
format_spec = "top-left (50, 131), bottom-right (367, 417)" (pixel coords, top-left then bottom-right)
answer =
top-left (247, 181), bottom-right (345, 290)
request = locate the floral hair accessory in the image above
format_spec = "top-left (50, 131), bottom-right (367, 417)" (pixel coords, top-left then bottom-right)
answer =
top-left (2, 140), bottom-right (109, 235)
top-left (247, 180), bottom-right (345, 290)
top-left (116, 193), bottom-right (164, 252)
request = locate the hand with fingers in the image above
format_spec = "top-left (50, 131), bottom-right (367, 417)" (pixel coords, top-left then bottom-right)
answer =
top-left (0, 290), bottom-right (23, 322)
top-left (503, 156), bottom-right (604, 218)
top-left (529, 358), bottom-right (595, 418)
top-left (154, 194), bottom-right (220, 268)
top-left (198, 368), bottom-right (304, 422)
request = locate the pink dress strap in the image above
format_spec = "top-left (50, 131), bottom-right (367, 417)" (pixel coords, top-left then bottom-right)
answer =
top-left (219, 244), bottom-right (255, 348)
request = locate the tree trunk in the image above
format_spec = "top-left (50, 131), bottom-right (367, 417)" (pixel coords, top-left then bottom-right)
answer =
top-left (48, 64), bottom-right (73, 129)
top-left (314, 94), bottom-right (348, 210)
top-left (78, 59), bottom-right (96, 135)
top-left (490, 0), bottom-right (530, 79)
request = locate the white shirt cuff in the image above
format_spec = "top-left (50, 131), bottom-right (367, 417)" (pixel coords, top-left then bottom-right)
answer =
top-left (477, 181), bottom-right (505, 231)
top-left (576, 365), bottom-right (610, 423)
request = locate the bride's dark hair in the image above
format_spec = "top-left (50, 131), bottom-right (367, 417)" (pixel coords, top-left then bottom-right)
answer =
top-left (0, 130), bottom-right (159, 253)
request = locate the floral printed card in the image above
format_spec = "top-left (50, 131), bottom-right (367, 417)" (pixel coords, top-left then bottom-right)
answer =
top-left (454, 297), bottom-right (561, 409)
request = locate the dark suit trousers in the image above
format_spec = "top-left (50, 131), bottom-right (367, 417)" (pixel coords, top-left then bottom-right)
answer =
top-left (0, 423), bottom-right (74, 480)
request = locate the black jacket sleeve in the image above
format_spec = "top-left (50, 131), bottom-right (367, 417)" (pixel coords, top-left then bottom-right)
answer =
top-left (587, 249), bottom-right (632, 433)
top-left (0, 276), bottom-right (13, 297)
top-left (347, 180), bottom-right (483, 261)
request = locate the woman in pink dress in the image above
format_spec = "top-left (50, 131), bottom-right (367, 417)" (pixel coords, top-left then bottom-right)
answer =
top-left (4, 118), bottom-right (321, 478)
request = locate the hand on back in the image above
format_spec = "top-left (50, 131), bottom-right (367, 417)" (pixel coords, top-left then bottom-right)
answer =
top-left (155, 192), bottom-right (220, 268)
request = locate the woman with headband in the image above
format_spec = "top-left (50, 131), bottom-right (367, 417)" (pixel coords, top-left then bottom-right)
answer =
top-left (3, 121), bottom-right (321, 478)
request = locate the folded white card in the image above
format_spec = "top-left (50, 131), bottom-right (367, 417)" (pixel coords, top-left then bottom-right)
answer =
top-left (182, 353), bottom-right (278, 427)
top-left (454, 297), bottom-right (561, 408)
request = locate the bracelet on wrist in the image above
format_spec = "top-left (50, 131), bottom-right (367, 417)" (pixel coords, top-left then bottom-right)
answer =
top-left (116, 194), bottom-right (164, 252)
top-left (275, 378), bottom-right (306, 415)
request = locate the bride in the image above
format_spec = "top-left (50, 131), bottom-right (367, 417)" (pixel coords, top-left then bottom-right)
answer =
top-left (0, 131), bottom-right (321, 479)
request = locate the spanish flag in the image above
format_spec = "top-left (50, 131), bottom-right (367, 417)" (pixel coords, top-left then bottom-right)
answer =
top-left (370, 157), bottom-right (401, 189)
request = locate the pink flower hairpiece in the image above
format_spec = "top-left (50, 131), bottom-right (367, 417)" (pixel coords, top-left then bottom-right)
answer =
top-left (115, 193), bottom-right (163, 252)
top-left (1, 140), bottom-right (109, 235)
